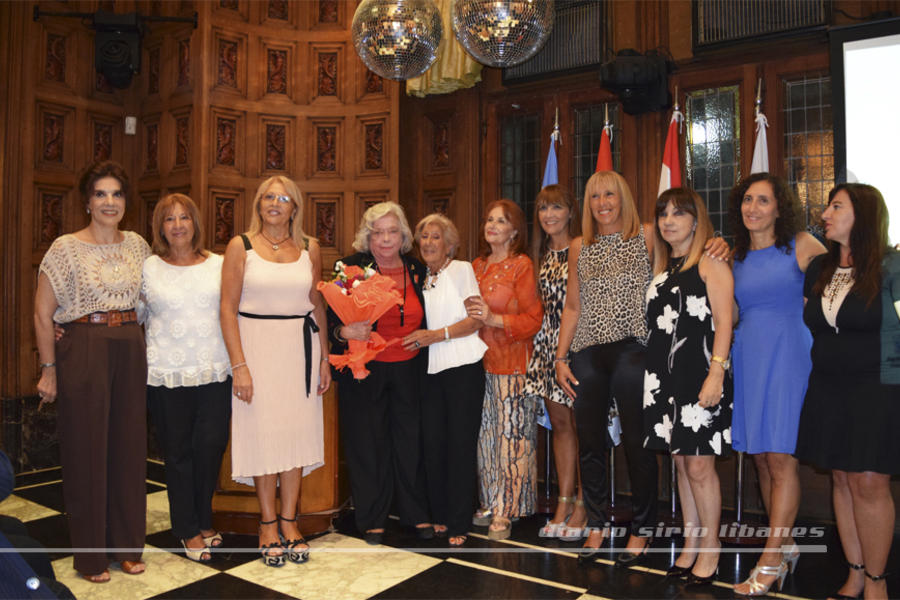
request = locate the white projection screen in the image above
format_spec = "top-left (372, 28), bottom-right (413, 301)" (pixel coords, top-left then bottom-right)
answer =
top-left (831, 18), bottom-right (900, 245)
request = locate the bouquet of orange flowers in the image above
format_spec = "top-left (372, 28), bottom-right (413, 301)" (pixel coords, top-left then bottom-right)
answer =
top-left (317, 261), bottom-right (404, 379)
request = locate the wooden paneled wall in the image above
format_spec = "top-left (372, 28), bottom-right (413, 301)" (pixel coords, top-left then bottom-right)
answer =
top-left (1, 0), bottom-right (400, 403)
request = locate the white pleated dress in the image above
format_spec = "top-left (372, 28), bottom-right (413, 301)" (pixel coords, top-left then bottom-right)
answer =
top-left (231, 248), bottom-right (324, 484)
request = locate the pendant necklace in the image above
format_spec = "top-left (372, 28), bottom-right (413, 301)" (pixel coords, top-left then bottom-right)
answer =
top-left (261, 231), bottom-right (291, 250)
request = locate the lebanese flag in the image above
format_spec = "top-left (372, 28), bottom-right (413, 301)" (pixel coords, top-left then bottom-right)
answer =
top-left (657, 109), bottom-right (684, 197)
top-left (595, 124), bottom-right (613, 172)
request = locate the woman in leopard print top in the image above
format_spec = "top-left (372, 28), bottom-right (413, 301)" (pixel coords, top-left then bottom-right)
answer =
top-left (554, 171), bottom-right (727, 563)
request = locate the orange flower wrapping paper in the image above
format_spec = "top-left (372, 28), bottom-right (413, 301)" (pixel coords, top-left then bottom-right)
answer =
top-left (317, 269), bottom-right (404, 379)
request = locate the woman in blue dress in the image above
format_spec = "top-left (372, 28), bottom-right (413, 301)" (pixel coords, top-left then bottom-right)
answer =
top-left (728, 173), bottom-right (825, 595)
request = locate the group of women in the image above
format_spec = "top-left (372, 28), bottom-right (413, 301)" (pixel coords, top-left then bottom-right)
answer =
top-left (34, 159), bottom-right (898, 599)
top-left (35, 161), bottom-right (328, 580)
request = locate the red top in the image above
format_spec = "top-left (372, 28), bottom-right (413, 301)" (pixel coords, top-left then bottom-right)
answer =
top-left (473, 254), bottom-right (543, 375)
top-left (375, 265), bottom-right (423, 363)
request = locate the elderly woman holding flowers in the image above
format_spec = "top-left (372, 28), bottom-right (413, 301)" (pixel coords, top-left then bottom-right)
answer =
top-left (327, 202), bottom-right (433, 545)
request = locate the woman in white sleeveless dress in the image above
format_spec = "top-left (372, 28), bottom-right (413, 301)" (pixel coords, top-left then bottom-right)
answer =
top-left (221, 176), bottom-right (330, 567)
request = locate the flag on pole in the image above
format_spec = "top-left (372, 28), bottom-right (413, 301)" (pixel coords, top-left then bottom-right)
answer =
top-left (541, 135), bottom-right (558, 187)
top-left (658, 108), bottom-right (684, 197)
top-left (595, 123), bottom-right (613, 172)
top-left (750, 111), bottom-right (769, 174)
top-left (536, 113), bottom-right (561, 431)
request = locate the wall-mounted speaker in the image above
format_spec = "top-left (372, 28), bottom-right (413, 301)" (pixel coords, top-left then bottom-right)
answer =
top-left (93, 11), bottom-right (143, 89)
top-left (599, 49), bottom-right (674, 115)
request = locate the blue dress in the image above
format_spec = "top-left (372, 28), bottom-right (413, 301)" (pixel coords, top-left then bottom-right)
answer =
top-left (732, 239), bottom-right (811, 454)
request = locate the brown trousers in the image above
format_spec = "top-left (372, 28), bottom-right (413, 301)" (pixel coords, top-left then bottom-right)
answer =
top-left (56, 321), bottom-right (147, 575)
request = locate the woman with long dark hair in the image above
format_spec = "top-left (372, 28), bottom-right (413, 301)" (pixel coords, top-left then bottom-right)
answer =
top-left (727, 173), bottom-right (825, 595)
top-left (523, 185), bottom-right (587, 540)
top-left (795, 183), bottom-right (899, 600)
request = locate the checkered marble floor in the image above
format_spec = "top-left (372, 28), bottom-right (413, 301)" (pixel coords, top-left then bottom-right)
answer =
top-left (2, 461), bottom-right (898, 599)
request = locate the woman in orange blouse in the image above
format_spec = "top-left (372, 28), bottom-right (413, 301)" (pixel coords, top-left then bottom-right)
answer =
top-left (465, 199), bottom-right (543, 540)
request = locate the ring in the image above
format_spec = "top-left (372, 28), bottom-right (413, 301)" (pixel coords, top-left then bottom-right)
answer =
top-left (414, 341), bottom-right (420, 348)
top-left (236, 392), bottom-right (241, 397)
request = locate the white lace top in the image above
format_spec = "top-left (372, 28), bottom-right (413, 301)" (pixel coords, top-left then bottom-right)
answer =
top-left (139, 254), bottom-right (230, 388)
top-left (39, 231), bottom-right (151, 323)
top-left (422, 260), bottom-right (488, 374)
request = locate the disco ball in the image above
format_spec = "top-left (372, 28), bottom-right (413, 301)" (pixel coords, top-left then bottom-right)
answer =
top-left (451, 0), bottom-right (554, 68)
top-left (352, 0), bottom-right (443, 81)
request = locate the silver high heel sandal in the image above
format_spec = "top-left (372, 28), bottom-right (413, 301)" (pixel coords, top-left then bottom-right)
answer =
top-left (735, 562), bottom-right (788, 596)
top-left (782, 542), bottom-right (800, 574)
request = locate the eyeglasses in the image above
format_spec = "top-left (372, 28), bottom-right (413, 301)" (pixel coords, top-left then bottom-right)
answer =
top-left (263, 193), bottom-right (292, 204)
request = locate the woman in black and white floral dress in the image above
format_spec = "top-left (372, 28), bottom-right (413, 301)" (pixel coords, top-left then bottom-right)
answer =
top-left (643, 188), bottom-right (733, 584)
top-left (524, 185), bottom-right (587, 540)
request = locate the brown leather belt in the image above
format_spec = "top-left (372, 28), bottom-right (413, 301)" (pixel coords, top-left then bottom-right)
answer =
top-left (73, 310), bottom-right (138, 327)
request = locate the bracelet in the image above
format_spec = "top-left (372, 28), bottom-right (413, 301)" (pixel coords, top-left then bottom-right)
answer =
top-left (554, 357), bottom-right (569, 364)
top-left (443, 326), bottom-right (450, 340)
top-left (333, 326), bottom-right (346, 343)
top-left (40, 362), bottom-right (56, 369)
top-left (231, 362), bottom-right (247, 370)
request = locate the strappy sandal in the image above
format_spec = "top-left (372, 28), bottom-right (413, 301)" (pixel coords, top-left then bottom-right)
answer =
top-left (202, 531), bottom-right (224, 548)
top-left (81, 569), bottom-right (110, 583)
top-left (278, 515), bottom-right (310, 563)
top-left (259, 518), bottom-right (285, 568)
top-left (487, 516), bottom-right (511, 540)
top-left (449, 535), bottom-right (467, 547)
top-left (472, 508), bottom-right (493, 527)
top-left (181, 539), bottom-right (211, 562)
top-left (539, 496), bottom-right (573, 538)
top-left (120, 560), bottom-right (145, 575)
top-left (558, 499), bottom-right (587, 541)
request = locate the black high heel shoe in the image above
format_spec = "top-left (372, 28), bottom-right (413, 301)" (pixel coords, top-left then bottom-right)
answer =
top-left (259, 518), bottom-right (285, 568)
top-left (577, 530), bottom-right (607, 566)
top-left (665, 562), bottom-right (694, 579)
top-left (684, 567), bottom-right (718, 588)
top-left (616, 535), bottom-right (653, 566)
top-left (278, 515), bottom-right (310, 563)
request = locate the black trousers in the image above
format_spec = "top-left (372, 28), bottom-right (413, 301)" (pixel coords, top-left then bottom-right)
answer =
top-left (421, 360), bottom-right (485, 537)
top-left (571, 339), bottom-right (658, 535)
top-left (148, 379), bottom-right (231, 540)
top-left (56, 322), bottom-right (147, 575)
top-left (338, 356), bottom-right (430, 532)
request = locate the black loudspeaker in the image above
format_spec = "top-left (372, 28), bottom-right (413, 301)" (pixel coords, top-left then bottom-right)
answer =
top-left (93, 11), bottom-right (143, 89)
top-left (599, 49), bottom-right (674, 115)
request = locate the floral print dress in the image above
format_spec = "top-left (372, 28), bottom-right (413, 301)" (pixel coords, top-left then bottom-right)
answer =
top-left (642, 258), bottom-right (732, 455)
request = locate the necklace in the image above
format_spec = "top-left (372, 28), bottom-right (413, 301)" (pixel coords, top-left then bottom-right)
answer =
top-left (826, 268), bottom-right (853, 310)
top-left (424, 257), bottom-right (451, 290)
top-left (260, 231), bottom-right (291, 250)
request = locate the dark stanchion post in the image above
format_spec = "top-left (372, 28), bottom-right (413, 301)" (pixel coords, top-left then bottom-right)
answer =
top-left (721, 450), bottom-right (763, 545)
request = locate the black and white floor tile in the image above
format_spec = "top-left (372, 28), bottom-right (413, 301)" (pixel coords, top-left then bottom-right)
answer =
top-left (2, 461), bottom-right (898, 599)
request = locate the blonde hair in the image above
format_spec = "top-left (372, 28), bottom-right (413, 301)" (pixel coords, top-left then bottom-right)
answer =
top-left (246, 176), bottom-right (311, 249)
top-left (415, 213), bottom-right (461, 258)
top-left (581, 171), bottom-right (640, 245)
top-left (151, 193), bottom-right (207, 258)
top-left (352, 201), bottom-right (413, 254)
top-left (651, 188), bottom-right (714, 275)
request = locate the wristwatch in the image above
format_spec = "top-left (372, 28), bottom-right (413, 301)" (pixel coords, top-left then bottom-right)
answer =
top-left (711, 354), bottom-right (731, 370)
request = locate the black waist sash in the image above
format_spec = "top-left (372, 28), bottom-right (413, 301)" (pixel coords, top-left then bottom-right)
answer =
top-left (238, 311), bottom-right (320, 396)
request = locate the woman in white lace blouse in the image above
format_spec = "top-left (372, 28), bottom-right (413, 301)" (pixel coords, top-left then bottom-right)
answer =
top-left (34, 161), bottom-right (150, 583)
top-left (140, 194), bottom-right (231, 563)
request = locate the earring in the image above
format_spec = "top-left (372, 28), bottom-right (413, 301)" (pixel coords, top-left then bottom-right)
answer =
top-left (86, 207), bottom-right (91, 214)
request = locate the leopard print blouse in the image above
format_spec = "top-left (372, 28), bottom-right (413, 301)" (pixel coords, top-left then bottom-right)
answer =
top-left (571, 227), bottom-right (651, 353)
